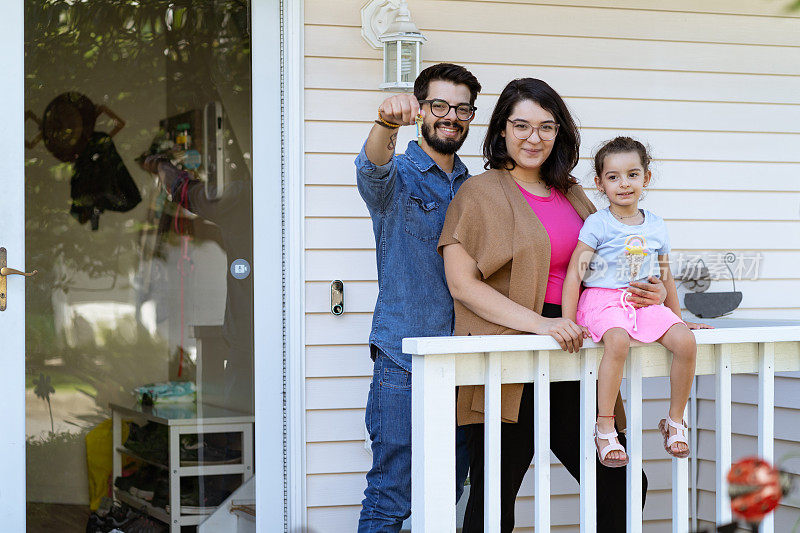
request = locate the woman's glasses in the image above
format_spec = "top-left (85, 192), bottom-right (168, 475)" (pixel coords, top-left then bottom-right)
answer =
top-left (507, 119), bottom-right (559, 141)
top-left (418, 99), bottom-right (477, 121)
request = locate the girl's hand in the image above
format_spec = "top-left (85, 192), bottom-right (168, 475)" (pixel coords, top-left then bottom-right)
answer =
top-left (685, 321), bottom-right (714, 330)
top-left (580, 325), bottom-right (591, 339)
top-left (533, 317), bottom-right (585, 353)
top-left (627, 275), bottom-right (667, 308)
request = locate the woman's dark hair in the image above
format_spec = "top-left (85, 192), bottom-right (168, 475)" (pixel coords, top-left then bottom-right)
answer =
top-left (414, 63), bottom-right (482, 105)
top-left (482, 78), bottom-right (580, 194)
top-left (593, 136), bottom-right (652, 176)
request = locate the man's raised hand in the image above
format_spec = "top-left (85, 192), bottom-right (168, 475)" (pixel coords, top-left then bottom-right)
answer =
top-left (379, 93), bottom-right (423, 126)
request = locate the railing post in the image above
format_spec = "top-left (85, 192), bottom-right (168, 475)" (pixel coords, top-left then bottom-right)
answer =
top-left (533, 350), bottom-right (551, 531)
top-left (580, 347), bottom-right (598, 533)
top-left (672, 404), bottom-right (689, 533)
top-left (626, 349), bottom-right (643, 533)
top-left (484, 351), bottom-right (502, 533)
top-left (758, 342), bottom-right (775, 533)
top-left (411, 353), bottom-right (456, 532)
top-left (715, 344), bottom-right (733, 525)
top-left (690, 381), bottom-right (699, 533)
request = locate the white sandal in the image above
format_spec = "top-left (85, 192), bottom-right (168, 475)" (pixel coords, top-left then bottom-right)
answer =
top-left (658, 415), bottom-right (691, 458)
top-left (594, 422), bottom-right (629, 468)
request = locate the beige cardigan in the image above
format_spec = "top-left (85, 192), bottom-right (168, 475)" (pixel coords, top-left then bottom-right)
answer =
top-left (438, 168), bottom-right (627, 428)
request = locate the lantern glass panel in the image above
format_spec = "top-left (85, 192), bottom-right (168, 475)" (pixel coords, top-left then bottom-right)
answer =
top-left (400, 40), bottom-right (416, 83)
top-left (384, 41), bottom-right (397, 84)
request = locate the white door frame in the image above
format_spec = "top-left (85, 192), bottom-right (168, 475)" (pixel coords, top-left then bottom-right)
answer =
top-left (255, 0), bottom-right (307, 530)
top-left (253, 0), bottom-right (301, 531)
top-left (280, 0), bottom-right (308, 529)
top-left (0, 0), bottom-right (301, 530)
top-left (0, 0), bottom-right (25, 530)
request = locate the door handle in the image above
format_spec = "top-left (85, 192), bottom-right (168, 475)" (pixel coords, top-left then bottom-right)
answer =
top-left (0, 247), bottom-right (37, 311)
top-left (0, 267), bottom-right (37, 277)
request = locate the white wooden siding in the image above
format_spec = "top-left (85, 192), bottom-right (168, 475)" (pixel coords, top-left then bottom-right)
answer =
top-left (302, 1), bottom-right (800, 531)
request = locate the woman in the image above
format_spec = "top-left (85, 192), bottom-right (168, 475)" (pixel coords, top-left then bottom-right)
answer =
top-left (438, 78), bottom-right (665, 531)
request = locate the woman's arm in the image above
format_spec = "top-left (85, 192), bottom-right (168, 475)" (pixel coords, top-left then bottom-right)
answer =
top-left (442, 242), bottom-right (587, 353)
top-left (562, 241), bottom-right (596, 323)
top-left (659, 254), bottom-right (714, 330)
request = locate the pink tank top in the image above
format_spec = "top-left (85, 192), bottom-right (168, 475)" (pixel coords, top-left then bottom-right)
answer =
top-left (516, 184), bottom-right (584, 305)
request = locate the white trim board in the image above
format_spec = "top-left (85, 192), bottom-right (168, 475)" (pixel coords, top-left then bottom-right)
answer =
top-left (252, 0), bottom-right (287, 531)
top-left (282, 0), bottom-right (307, 529)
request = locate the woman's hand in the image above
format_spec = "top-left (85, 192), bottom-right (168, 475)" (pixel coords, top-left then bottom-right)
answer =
top-left (626, 275), bottom-right (667, 309)
top-left (685, 321), bottom-right (714, 330)
top-left (532, 317), bottom-right (587, 353)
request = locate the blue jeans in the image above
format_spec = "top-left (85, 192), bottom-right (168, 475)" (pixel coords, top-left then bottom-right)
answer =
top-left (358, 350), bottom-right (469, 533)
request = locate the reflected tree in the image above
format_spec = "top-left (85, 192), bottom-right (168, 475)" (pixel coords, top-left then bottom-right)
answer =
top-left (32, 373), bottom-right (56, 433)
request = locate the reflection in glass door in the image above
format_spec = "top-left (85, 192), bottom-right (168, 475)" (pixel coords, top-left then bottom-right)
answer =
top-left (24, 2), bottom-right (254, 531)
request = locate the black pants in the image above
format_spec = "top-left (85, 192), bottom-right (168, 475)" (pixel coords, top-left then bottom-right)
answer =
top-left (461, 303), bottom-right (648, 532)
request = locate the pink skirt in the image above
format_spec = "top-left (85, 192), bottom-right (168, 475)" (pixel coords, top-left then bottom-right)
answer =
top-left (576, 287), bottom-right (685, 343)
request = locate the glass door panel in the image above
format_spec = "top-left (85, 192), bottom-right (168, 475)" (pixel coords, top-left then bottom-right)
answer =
top-left (24, 2), bottom-right (254, 531)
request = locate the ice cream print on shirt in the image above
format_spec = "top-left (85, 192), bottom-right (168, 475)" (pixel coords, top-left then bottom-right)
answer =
top-left (577, 207), bottom-right (670, 289)
top-left (621, 235), bottom-right (649, 281)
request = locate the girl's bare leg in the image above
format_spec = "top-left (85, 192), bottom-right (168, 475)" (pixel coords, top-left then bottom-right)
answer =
top-left (657, 323), bottom-right (697, 454)
top-left (597, 327), bottom-right (631, 461)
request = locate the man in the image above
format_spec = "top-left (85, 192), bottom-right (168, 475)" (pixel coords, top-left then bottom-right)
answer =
top-left (355, 63), bottom-right (481, 532)
top-left (142, 153), bottom-right (253, 411)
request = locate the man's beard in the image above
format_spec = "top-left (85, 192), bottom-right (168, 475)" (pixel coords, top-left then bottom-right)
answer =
top-left (421, 119), bottom-right (468, 155)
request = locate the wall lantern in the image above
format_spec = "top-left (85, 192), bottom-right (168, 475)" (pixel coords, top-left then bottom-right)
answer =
top-left (361, 0), bottom-right (427, 91)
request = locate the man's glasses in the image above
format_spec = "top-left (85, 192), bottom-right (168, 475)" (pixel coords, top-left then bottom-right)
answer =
top-left (507, 119), bottom-right (559, 141)
top-left (419, 99), bottom-right (477, 121)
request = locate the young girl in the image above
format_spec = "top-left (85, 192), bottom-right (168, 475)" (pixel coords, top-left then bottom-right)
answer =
top-left (562, 136), bottom-right (711, 467)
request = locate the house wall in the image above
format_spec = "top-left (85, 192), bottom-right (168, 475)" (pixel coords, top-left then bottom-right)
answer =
top-left (302, 1), bottom-right (800, 531)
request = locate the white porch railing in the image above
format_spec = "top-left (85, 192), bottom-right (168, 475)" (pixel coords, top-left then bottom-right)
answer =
top-left (404, 322), bottom-right (800, 532)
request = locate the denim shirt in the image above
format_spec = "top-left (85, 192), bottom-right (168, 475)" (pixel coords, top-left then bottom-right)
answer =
top-left (355, 140), bottom-right (470, 371)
